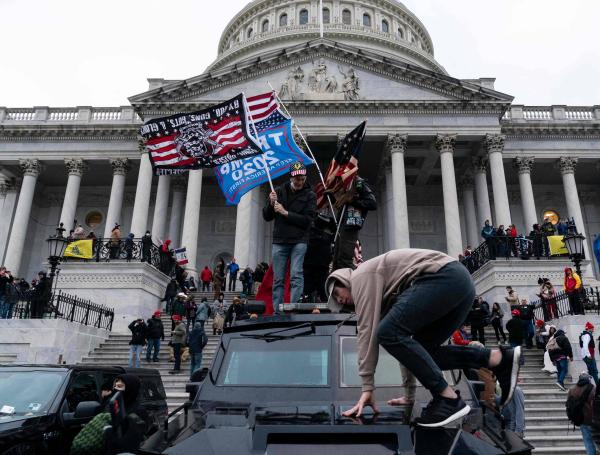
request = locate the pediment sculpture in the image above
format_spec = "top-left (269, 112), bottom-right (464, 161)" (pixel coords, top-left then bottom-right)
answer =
top-left (279, 59), bottom-right (360, 101)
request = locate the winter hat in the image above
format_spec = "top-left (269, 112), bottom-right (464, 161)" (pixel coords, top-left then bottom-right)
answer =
top-left (577, 372), bottom-right (592, 386)
top-left (114, 373), bottom-right (140, 407)
top-left (172, 315), bottom-right (182, 322)
top-left (511, 309), bottom-right (521, 316)
top-left (535, 319), bottom-right (544, 328)
top-left (585, 322), bottom-right (595, 331)
top-left (290, 161), bottom-right (307, 176)
top-left (153, 310), bottom-right (161, 317)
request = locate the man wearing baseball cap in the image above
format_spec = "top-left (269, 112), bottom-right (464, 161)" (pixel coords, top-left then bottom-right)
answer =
top-left (580, 322), bottom-right (598, 385)
top-left (324, 249), bottom-right (521, 427)
top-left (169, 314), bottom-right (186, 374)
top-left (263, 161), bottom-right (316, 313)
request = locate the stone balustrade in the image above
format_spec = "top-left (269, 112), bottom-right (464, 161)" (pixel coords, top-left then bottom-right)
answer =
top-left (0, 106), bottom-right (141, 124)
top-left (503, 105), bottom-right (600, 122)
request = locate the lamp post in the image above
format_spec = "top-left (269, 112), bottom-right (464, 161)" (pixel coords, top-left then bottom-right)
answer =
top-left (563, 231), bottom-right (586, 282)
top-left (46, 223), bottom-right (68, 288)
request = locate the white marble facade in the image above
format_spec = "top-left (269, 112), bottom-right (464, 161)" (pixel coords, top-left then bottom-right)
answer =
top-left (1, 0), bottom-right (600, 290)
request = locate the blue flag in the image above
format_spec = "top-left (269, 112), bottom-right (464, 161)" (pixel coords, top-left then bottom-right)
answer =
top-left (215, 117), bottom-right (313, 205)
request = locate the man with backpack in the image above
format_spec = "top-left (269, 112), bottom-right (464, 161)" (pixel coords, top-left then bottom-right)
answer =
top-left (547, 329), bottom-right (573, 391)
top-left (196, 297), bottom-right (211, 329)
top-left (581, 322), bottom-right (599, 386)
top-left (566, 373), bottom-right (596, 454)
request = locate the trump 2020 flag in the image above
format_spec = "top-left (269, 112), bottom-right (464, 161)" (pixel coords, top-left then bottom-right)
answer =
top-left (140, 94), bottom-right (263, 175)
top-left (174, 247), bottom-right (188, 266)
top-left (215, 92), bottom-right (313, 205)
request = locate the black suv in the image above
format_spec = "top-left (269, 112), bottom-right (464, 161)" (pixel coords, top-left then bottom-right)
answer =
top-left (142, 314), bottom-right (533, 455)
top-left (0, 365), bottom-right (167, 455)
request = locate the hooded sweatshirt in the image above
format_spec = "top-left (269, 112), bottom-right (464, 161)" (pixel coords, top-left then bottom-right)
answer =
top-left (324, 248), bottom-right (455, 392)
top-left (564, 267), bottom-right (582, 292)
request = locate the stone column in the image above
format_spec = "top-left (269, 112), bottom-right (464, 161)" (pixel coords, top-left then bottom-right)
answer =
top-left (436, 134), bottom-right (463, 258)
top-left (387, 133), bottom-right (410, 249)
top-left (460, 175), bottom-right (479, 248)
top-left (151, 175), bottom-right (171, 242)
top-left (104, 158), bottom-right (129, 238)
top-left (4, 159), bottom-right (42, 275)
top-left (59, 158), bottom-right (86, 232)
top-left (485, 134), bottom-right (512, 226)
top-left (130, 150), bottom-right (154, 237)
top-left (0, 180), bottom-right (18, 264)
top-left (168, 176), bottom-right (186, 247)
top-left (558, 157), bottom-right (589, 256)
top-left (234, 187), bottom-right (261, 269)
top-left (180, 169), bottom-right (203, 273)
top-left (513, 157), bottom-right (538, 232)
top-left (384, 164), bottom-right (395, 250)
top-left (472, 157), bottom-right (493, 230)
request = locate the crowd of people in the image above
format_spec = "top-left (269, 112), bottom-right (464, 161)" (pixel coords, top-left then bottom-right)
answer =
top-left (0, 267), bottom-right (53, 319)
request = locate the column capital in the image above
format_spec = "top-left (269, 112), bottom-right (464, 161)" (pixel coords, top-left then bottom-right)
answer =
top-left (459, 174), bottom-right (474, 189)
top-left (138, 137), bottom-right (148, 154)
top-left (435, 134), bottom-right (456, 154)
top-left (110, 158), bottom-right (130, 176)
top-left (336, 133), bottom-right (345, 149)
top-left (484, 134), bottom-right (506, 154)
top-left (513, 156), bottom-right (535, 174)
top-left (293, 132), bottom-right (308, 152)
top-left (64, 158), bottom-right (87, 177)
top-left (18, 159), bottom-right (42, 177)
top-left (471, 156), bottom-right (488, 174)
top-left (386, 133), bottom-right (408, 154)
top-left (171, 175), bottom-right (187, 191)
top-left (557, 156), bottom-right (578, 175)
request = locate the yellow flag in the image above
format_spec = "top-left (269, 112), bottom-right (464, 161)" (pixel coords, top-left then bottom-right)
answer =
top-left (63, 239), bottom-right (93, 259)
top-left (548, 235), bottom-right (568, 256)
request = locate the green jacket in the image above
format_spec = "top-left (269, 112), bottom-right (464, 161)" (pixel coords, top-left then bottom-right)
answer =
top-left (172, 299), bottom-right (186, 317)
top-left (172, 323), bottom-right (186, 344)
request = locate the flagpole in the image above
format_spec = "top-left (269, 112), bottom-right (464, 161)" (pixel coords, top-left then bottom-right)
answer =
top-left (267, 81), bottom-right (338, 224)
top-left (319, 0), bottom-right (324, 38)
top-left (243, 93), bottom-right (275, 193)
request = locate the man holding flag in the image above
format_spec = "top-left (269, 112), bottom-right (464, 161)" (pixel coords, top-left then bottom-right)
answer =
top-left (263, 161), bottom-right (316, 313)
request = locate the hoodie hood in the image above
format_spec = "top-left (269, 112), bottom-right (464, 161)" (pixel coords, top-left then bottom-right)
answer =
top-left (325, 268), bottom-right (353, 313)
top-left (115, 373), bottom-right (141, 407)
top-left (555, 329), bottom-right (565, 338)
top-left (564, 267), bottom-right (573, 274)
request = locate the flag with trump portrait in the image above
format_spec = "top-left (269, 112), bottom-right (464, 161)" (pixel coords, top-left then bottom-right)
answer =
top-left (140, 94), bottom-right (264, 174)
top-left (214, 92), bottom-right (314, 205)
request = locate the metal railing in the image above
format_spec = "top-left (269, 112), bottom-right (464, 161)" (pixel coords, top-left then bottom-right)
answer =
top-left (10, 290), bottom-right (114, 331)
top-left (530, 287), bottom-right (600, 322)
top-left (61, 237), bottom-right (175, 276)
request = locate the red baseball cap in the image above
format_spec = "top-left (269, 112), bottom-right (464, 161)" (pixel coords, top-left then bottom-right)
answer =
top-left (511, 309), bottom-right (520, 316)
top-left (172, 315), bottom-right (182, 322)
top-left (535, 319), bottom-right (544, 328)
top-left (153, 310), bottom-right (161, 317)
top-left (586, 322), bottom-right (595, 331)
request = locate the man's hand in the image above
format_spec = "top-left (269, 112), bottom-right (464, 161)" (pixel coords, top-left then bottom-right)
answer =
top-left (273, 201), bottom-right (288, 217)
top-left (269, 191), bottom-right (277, 205)
top-left (342, 391), bottom-right (379, 417)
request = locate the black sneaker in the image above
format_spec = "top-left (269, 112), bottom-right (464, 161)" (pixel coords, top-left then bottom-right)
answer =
top-left (491, 345), bottom-right (521, 407)
top-left (416, 393), bottom-right (471, 427)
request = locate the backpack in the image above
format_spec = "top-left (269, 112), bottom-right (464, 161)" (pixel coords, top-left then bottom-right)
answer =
top-left (206, 302), bottom-right (213, 319)
top-left (546, 336), bottom-right (559, 353)
top-left (566, 384), bottom-right (593, 426)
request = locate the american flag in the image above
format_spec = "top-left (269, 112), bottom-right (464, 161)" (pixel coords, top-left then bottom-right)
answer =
top-left (141, 94), bottom-right (264, 173)
top-left (315, 121), bottom-right (366, 209)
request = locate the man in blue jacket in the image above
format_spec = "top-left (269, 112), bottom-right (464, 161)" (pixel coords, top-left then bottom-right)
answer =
top-left (481, 219), bottom-right (497, 260)
top-left (226, 258), bottom-right (240, 292)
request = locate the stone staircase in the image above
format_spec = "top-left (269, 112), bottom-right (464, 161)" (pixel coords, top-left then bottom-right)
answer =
top-left (79, 290), bottom-right (243, 411)
top-left (0, 353), bottom-right (17, 364)
top-left (483, 330), bottom-right (585, 454)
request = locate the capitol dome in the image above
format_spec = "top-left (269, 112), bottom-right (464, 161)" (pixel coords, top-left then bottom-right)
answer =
top-left (208, 0), bottom-right (446, 74)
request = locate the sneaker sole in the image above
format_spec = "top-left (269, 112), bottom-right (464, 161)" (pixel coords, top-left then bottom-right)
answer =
top-left (416, 404), bottom-right (471, 428)
top-left (502, 346), bottom-right (521, 407)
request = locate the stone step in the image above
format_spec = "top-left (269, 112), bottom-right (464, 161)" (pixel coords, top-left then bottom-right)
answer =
top-left (522, 390), bottom-right (569, 399)
top-left (525, 407), bottom-right (568, 417)
top-left (525, 416), bottom-right (571, 426)
top-left (532, 448), bottom-right (586, 455)
top-left (526, 425), bottom-right (579, 436)
top-left (526, 435), bottom-right (583, 448)
top-left (524, 399), bottom-right (567, 409)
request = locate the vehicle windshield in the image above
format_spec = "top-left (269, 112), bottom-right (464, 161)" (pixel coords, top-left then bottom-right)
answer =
top-left (340, 337), bottom-right (405, 387)
top-left (218, 336), bottom-right (329, 386)
top-left (0, 370), bottom-right (66, 417)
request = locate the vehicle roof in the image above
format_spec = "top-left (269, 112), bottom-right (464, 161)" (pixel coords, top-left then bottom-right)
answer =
top-left (0, 364), bottom-right (162, 376)
top-left (225, 313), bottom-right (356, 334)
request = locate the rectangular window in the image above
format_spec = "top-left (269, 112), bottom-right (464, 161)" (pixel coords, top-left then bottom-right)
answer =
top-left (219, 337), bottom-right (329, 386)
top-left (340, 337), bottom-right (405, 387)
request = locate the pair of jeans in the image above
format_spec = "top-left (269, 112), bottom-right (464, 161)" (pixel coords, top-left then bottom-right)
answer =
top-left (228, 273), bottom-right (238, 291)
top-left (377, 261), bottom-right (489, 395)
top-left (471, 325), bottom-right (485, 345)
top-left (522, 319), bottom-right (534, 347)
top-left (584, 357), bottom-right (599, 386)
top-left (129, 345), bottom-right (143, 368)
top-left (173, 343), bottom-right (182, 371)
top-left (0, 295), bottom-right (8, 319)
top-left (492, 318), bottom-right (506, 342)
top-left (202, 281), bottom-right (210, 292)
top-left (580, 424), bottom-right (597, 455)
top-left (146, 338), bottom-right (161, 361)
top-left (190, 352), bottom-right (203, 379)
top-left (272, 243), bottom-right (308, 312)
top-left (555, 358), bottom-right (569, 386)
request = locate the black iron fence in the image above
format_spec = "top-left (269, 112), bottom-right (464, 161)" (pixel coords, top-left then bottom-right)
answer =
top-left (529, 287), bottom-right (600, 322)
top-left (461, 234), bottom-right (572, 274)
top-left (10, 290), bottom-right (114, 331)
top-left (62, 237), bottom-right (174, 276)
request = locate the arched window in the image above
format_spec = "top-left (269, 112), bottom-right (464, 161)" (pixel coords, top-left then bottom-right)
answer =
top-left (299, 9), bottom-right (309, 25)
top-left (247, 27), bottom-right (253, 38)
top-left (381, 19), bottom-right (389, 33)
top-left (322, 7), bottom-right (330, 24)
top-left (363, 13), bottom-right (371, 27)
top-left (397, 27), bottom-right (404, 39)
top-left (262, 20), bottom-right (269, 33)
top-left (279, 13), bottom-right (288, 27)
top-left (342, 9), bottom-right (351, 25)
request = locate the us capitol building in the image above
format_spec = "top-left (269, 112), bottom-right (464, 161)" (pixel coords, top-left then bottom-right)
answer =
top-left (1, 0), bottom-right (599, 302)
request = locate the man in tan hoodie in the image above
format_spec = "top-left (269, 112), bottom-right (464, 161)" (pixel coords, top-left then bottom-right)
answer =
top-left (325, 248), bottom-right (521, 427)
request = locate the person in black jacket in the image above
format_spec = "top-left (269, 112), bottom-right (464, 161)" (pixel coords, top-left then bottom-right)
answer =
top-left (468, 299), bottom-right (487, 345)
top-left (128, 318), bottom-right (147, 368)
top-left (506, 309), bottom-right (525, 348)
top-left (161, 278), bottom-right (178, 313)
top-left (225, 297), bottom-right (248, 327)
top-left (145, 310), bottom-right (164, 363)
top-left (303, 213), bottom-right (336, 302)
top-left (331, 176), bottom-right (377, 271)
top-left (31, 271), bottom-right (51, 319)
top-left (263, 161), bottom-right (316, 312)
top-left (141, 230), bottom-right (153, 263)
top-left (547, 329), bottom-right (573, 391)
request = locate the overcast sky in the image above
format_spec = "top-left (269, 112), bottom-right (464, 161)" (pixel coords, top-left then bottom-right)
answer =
top-left (1, 0), bottom-right (598, 107)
